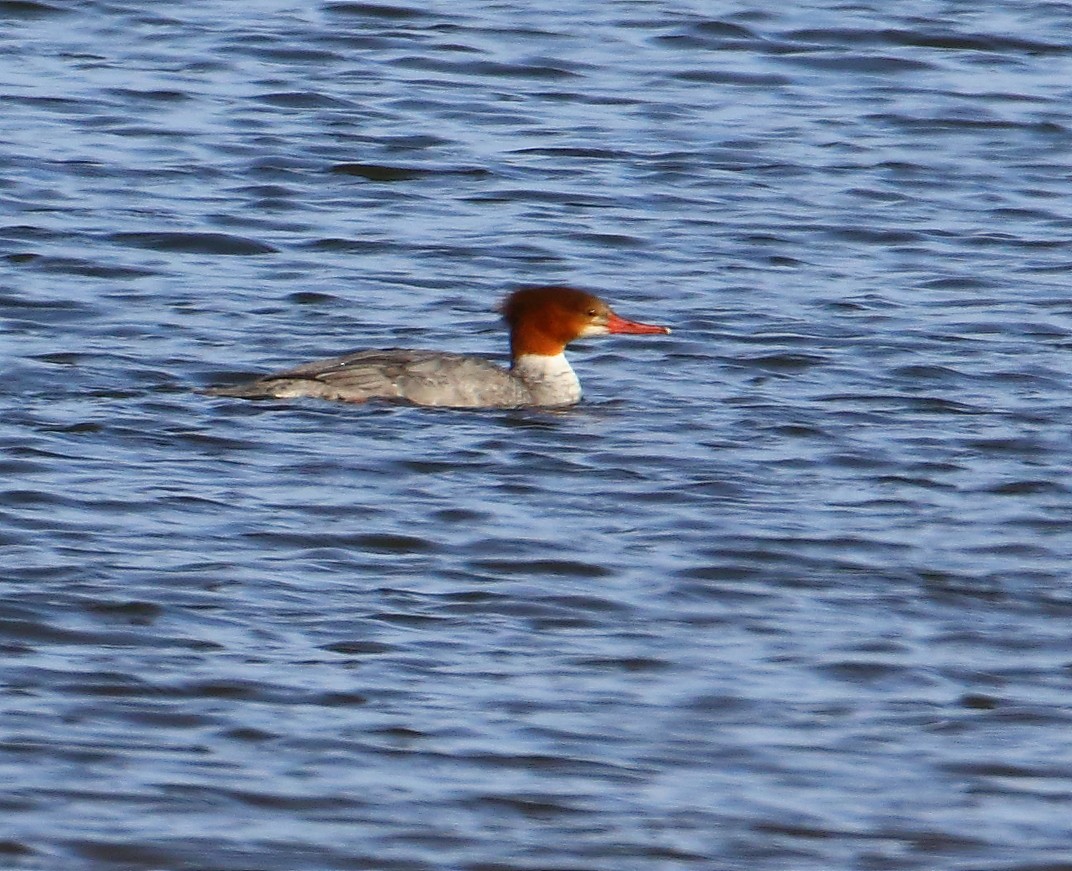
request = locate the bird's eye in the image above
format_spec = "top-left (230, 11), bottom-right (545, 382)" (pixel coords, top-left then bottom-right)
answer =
top-left (587, 308), bottom-right (598, 317)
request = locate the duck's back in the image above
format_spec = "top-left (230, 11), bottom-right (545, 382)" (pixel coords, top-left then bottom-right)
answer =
top-left (205, 349), bottom-right (536, 408)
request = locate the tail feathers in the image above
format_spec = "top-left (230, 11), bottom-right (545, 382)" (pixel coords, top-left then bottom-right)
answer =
top-left (200, 380), bottom-right (276, 399)
top-left (201, 377), bottom-right (371, 403)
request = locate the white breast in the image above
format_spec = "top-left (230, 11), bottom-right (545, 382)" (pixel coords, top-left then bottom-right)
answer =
top-left (511, 353), bottom-right (582, 406)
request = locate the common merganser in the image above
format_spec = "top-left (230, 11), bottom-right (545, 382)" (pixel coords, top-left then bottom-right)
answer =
top-left (204, 285), bottom-right (670, 408)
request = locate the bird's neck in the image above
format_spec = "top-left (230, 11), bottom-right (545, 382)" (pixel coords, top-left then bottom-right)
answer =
top-left (510, 353), bottom-right (581, 405)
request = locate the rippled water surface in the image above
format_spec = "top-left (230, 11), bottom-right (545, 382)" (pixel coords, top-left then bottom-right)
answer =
top-left (4, 1), bottom-right (1072, 869)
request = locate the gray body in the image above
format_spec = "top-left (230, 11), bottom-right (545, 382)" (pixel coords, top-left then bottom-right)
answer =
top-left (204, 348), bottom-right (581, 409)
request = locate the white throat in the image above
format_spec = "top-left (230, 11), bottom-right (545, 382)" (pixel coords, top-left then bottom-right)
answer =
top-left (512, 353), bottom-right (581, 405)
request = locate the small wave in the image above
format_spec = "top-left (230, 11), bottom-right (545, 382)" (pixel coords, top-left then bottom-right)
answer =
top-left (109, 231), bottom-right (277, 255)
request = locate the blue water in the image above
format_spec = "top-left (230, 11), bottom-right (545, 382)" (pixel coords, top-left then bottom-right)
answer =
top-left (3, 2), bottom-right (1072, 869)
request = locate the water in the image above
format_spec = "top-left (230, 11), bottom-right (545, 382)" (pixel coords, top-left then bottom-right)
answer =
top-left (3, 1), bottom-right (1072, 869)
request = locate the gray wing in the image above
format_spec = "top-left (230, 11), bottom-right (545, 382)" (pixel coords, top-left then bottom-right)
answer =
top-left (205, 349), bottom-right (534, 407)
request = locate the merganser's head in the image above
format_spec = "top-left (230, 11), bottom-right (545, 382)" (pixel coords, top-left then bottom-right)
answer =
top-left (501, 286), bottom-right (670, 360)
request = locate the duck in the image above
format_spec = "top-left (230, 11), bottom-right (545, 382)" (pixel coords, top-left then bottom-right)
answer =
top-left (203, 285), bottom-right (670, 408)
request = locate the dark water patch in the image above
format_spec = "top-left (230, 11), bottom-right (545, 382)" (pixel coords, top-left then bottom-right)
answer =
top-left (465, 188), bottom-right (617, 207)
top-left (985, 479), bottom-right (1067, 496)
top-left (225, 787), bottom-right (365, 811)
top-left (891, 364), bottom-right (964, 380)
top-left (752, 820), bottom-right (845, 840)
top-left (815, 392), bottom-right (984, 416)
top-left (967, 436), bottom-right (1051, 455)
top-left (395, 55), bottom-right (582, 81)
top-left (254, 91), bottom-right (353, 109)
top-left (286, 290), bottom-right (338, 305)
top-left (763, 423), bottom-right (824, 439)
top-left (68, 839), bottom-right (385, 871)
top-left (473, 793), bottom-right (585, 819)
top-left (395, 457), bottom-right (484, 474)
top-left (738, 353), bottom-right (829, 373)
top-left (369, 611), bottom-right (451, 629)
top-left (674, 69), bottom-right (792, 86)
top-left (675, 564), bottom-right (770, 587)
top-left (222, 726), bottom-right (277, 742)
top-left (784, 26), bottom-right (1070, 56)
top-left (0, 0), bottom-right (63, 18)
top-left (509, 145), bottom-right (635, 160)
top-left (330, 163), bottom-right (435, 181)
top-left (1, 488), bottom-right (73, 508)
top-left (814, 658), bottom-right (918, 685)
top-left (243, 531), bottom-right (435, 553)
top-left (965, 233), bottom-right (1071, 252)
top-left (907, 397), bottom-right (986, 416)
top-left (168, 679), bottom-right (268, 701)
top-left (357, 533), bottom-right (436, 553)
top-left (61, 672), bottom-right (166, 698)
top-left (919, 275), bottom-right (1002, 291)
top-left (967, 541), bottom-right (1055, 559)
top-left (917, 569), bottom-right (1014, 603)
top-left (257, 46), bottom-right (346, 63)
top-left (491, 567), bottom-right (617, 594)
top-left (0, 840), bottom-right (33, 856)
top-left (246, 156), bottom-right (329, 179)
top-left (330, 162), bottom-right (490, 181)
top-left (0, 223), bottom-right (58, 241)
top-left (230, 183), bottom-right (298, 199)
top-left (943, 761), bottom-right (1066, 779)
top-left (652, 20), bottom-right (759, 51)
top-left (570, 231), bottom-right (645, 248)
top-left (9, 255), bottom-right (159, 278)
top-left (826, 226), bottom-right (924, 244)
top-left (82, 600), bottom-right (165, 624)
top-left (5, 95), bottom-right (93, 115)
top-left (323, 2), bottom-right (430, 19)
top-left (301, 237), bottom-right (399, 253)
top-left (568, 656), bottom-right (673, 673)
top-left (875, 113), bottom-right (1068, 136)
top-left (959, 693), bottom-right (1001, 710)
top-left (434, 594), bottom-right (559, 621)
top-left (311, 691), bottom-right (369, 707)
top-left (103, 87), bottom-right (190, 103)
top-left (461, 749), bottom-right (642, 780)
top-left (68, 840), bottom-right (180, 868)
top-left (109, 231), bottom-right (277, 256)
top-left (0, 290), bottom-right (97, 315)
top-left (693, 19), bottom-right (759, 37)
top-left (0, 617), bottom-right (112, 646)
top-left (774, 52), bottom-right (934, 73)
top-left (322, 640), bottom-right (395, 656)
